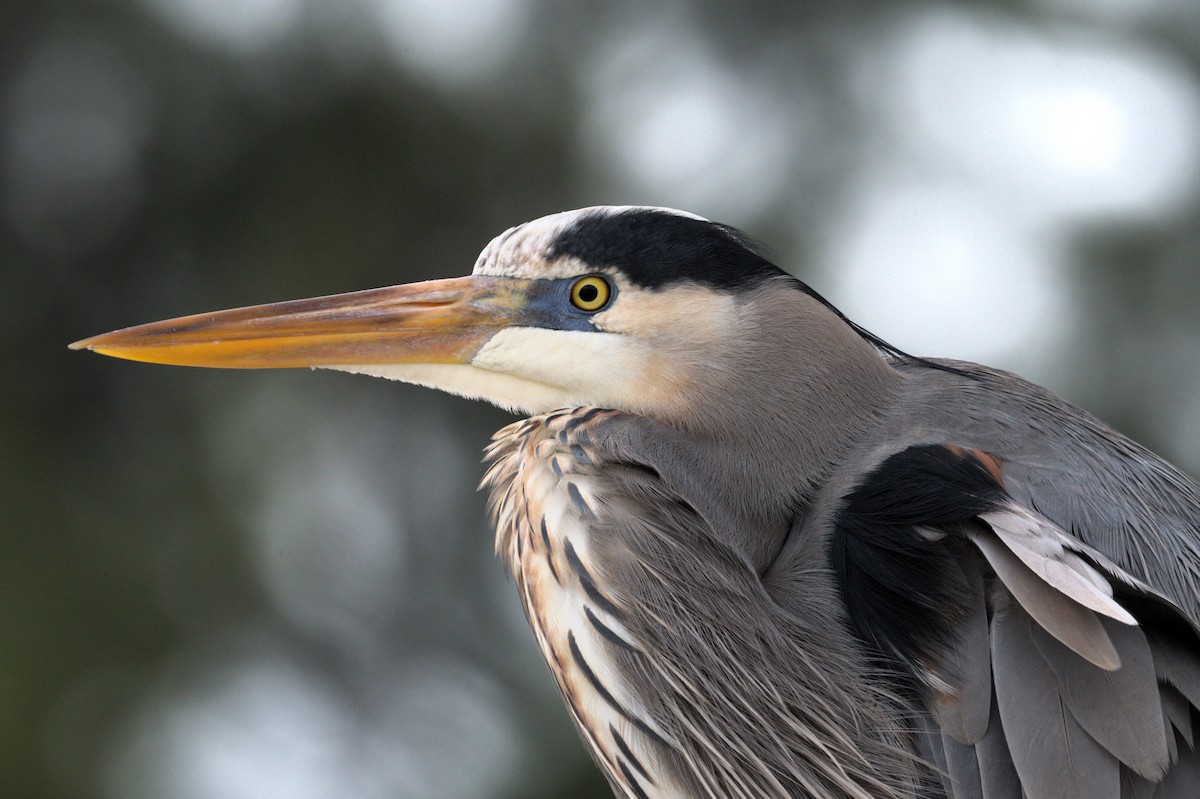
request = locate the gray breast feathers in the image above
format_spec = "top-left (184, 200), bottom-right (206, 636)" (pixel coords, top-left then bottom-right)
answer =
top-left (482, 408), bottom-right (928, 799)
top-left (483, 408), bottom-right (680, 799)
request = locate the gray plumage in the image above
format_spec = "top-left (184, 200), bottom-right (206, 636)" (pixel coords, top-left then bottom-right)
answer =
top-left (940, 732), bottom-right (984, 799)
top-left (482, 283), bottom-right (1200, 797)
top-left (926, 560), bottom-right (991, 745)
top-left (73, 206), bottom-right (1200, 799)
top-left (974, 696), bottom-right (1021, 799)
top-left (1031, 616), bottom-right (1168, 779)
top-left (479, 256), bottom-right (1200, 797)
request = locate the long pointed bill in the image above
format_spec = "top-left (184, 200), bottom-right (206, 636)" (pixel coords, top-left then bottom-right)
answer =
top-left (69, 276), bottom-right (532, 369)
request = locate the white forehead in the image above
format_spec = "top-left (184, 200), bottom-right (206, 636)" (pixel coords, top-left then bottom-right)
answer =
top-left (472, 205), bottom-right (708, 278)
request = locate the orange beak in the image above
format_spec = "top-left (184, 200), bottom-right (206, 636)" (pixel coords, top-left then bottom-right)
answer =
top-left (69, 275), bottom-right (533, 369)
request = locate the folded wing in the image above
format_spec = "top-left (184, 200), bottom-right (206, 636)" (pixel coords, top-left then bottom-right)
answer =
top-left (831, 443), bottom-right (1200, 799)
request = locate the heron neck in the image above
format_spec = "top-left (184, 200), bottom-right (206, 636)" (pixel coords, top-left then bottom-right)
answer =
top-left (570, 293), bottom-right (920, 795)
top-left (650, 288), bottom-right (903, 569)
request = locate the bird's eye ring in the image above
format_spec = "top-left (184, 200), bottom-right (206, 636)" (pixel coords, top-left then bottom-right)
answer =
top-left (569, 275), bottom-right (611, 312)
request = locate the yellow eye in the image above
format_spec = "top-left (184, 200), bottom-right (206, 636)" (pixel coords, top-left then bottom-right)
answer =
top-left (570, 275), bottom-right (611, 311)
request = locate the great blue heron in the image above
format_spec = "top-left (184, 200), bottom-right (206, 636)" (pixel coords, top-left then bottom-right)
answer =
top-left (73, 206), bottom-right (1200, 799)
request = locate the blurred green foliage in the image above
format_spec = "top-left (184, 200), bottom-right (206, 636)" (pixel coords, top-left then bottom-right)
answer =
top-left (3, 0), bottom-right (1199, 797)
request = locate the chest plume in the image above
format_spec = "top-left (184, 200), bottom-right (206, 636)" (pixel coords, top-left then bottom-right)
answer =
top-left (482, 409), bottom-right (679, 799)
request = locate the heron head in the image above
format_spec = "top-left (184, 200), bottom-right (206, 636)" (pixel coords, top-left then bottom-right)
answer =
top-left (72, 207), bottom-right (813, 421)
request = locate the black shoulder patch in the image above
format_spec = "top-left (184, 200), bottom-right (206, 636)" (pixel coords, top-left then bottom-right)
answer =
top-left (546, 208), bottom-right (787, 291)
top-left (830, 444), bottom-right (1006, 675)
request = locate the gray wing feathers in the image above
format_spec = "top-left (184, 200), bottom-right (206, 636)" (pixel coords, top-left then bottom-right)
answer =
top-left (1120, 768), bottom-right (1158, 799)
top-left (925, 695), bottom-right (1019, 799)
top-left (1148, 633), bottom-right (1200, 709)
top-left (917, 717), bottom-right (951, 797)
top-left (1163, 703), bottom-right (1178, 765)
top-left (979, 507), bottom-right (1136, 625)
top-left (916, 717), bottom-right (985, 799)
top-left (931, 502), bottom-right (1200, 797)
top-left (1159, 684), bottom-right (1193, 749)
top-left (1028, 617), bottom-right (1170, 779)
top-left (899, 360), bottom-right (1200, 622)
top-left (991, 604), bottom-right (1121, 799)
top-left (1153, 745), bottom-right (1200, 798)
top-left (973, 696), bottom-right (1022, 799)
top-left (882, 365), bottom-right (1200, 798)
top-left (941, 733), bottom-right (984, 799)
top-left (930, 560), bottom-right (992, 745)
top-left (969, 527), bottom-right (1121, 670)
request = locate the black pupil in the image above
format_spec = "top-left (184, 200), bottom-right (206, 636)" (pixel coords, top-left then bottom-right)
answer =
top-left (578, 284), bottom-right (599, 303)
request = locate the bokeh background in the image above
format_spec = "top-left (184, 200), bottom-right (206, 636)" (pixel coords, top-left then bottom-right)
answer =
top-left (5, 0), bottom-right (1200, 797)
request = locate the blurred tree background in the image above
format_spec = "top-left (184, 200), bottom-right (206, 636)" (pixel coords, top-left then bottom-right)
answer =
top-left (4, 0), bottom-right (1200, 796)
